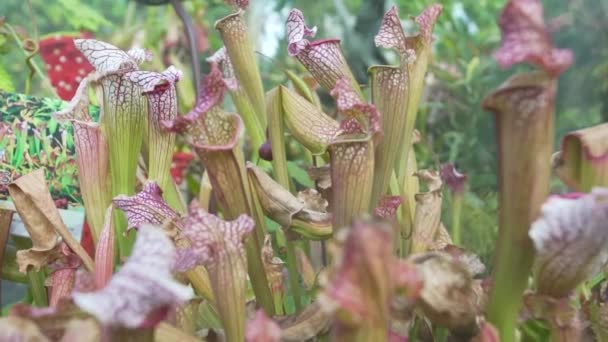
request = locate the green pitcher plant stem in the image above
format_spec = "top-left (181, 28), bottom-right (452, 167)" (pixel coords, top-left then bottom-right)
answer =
top-left (74, 39), bottom-right (152, 258)
top-left (368, 65), bottom-right (408, 206)
top-left (266, 86), bottom-right (290, 188)
top-left (215, 11), bottom-right (268, 129)
top-left (187, 106), bottom-right (274, 315)
top-left (208, 46), bottom-right (266, 158)
top-left (129, 66), bottom-right (186, 213)
top-left (440, 163), bottom-right (467, 246)
top-left (53, 77), bottom-right (111, 243)
top-left (451, 194), bottom-right (463, 246)
top-left (372, 6), bottom-right (442, 199)
top-left (483, 72), bottom-right (557, 341)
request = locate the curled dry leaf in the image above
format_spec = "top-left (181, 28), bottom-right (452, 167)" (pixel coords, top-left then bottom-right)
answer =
top-left (410, 252), bottom-right (478, 337)
top-left (73, 225), bottom-right (194, 328)
top-left (262, 235), bottom-right (285, 294)
top-left (7, 173), bottom-right (55, 252)
top-left (529, 188), bottom-right (608, 297)
top-left (307, 165), bottom-right (331, 191)
top-left (438, 245), bottom-right (486, 277)
top-left (247, 162), bottom-right (304, 227)
top-left (59, 318), bottom-right (101, 342)
top-left (0, 316), bottom-right (49, 342)
top-left (297, 189), bottom-right (328, 213)
top-left (294, 189), bottom-right (332, 238)
top-left (277, 303), bottom-right (330, 342)
top-left (247, 163), bottom-right (332, 239)
top-left (8, 169), bottom-right (94, 272)
top-left (429, 223), bottom-right (453, 251)
top-left (411, 170), bottom-right (443, 253)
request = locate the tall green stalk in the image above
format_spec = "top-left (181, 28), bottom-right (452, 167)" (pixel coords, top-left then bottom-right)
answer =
top-left (266, 87), bottom-right (302, 311)
top-left (215, 11), bottom-right (267, 129)
top-left (483, 72), bottom-right (556, 341)
top-left (451, 194), bottom-right (463, 246)
top-left (100, 74), bottom-right (146, 258)
top-left (189, 108), bottom-right (274, 315)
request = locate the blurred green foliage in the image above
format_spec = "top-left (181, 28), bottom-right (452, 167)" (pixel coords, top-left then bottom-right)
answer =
top-left (1, 0), bottom-right (606, 264)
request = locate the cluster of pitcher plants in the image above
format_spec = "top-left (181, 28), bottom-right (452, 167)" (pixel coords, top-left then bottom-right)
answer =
top-left (1, 0), bottom-right (608, 340)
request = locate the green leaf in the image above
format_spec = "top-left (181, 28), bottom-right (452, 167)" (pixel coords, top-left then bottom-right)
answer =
top-left (520, 319), bottom-right (551, 342)
top-left (197, 301), bottom-right (223, 330)
top-left (0, 61), bottom-right (15, 92)
top-left (286, 161), bottom-right (314, 188)
top-left (57, 0), bottom-right (112, 31)
top-left (12, 128), bottom-right (25, 168)
top-left (264, 216), bottom-right (281, 233)
top-left (465, 57), bottom-right (480, 83)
